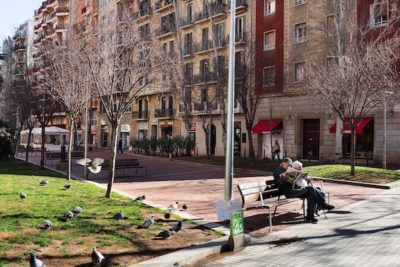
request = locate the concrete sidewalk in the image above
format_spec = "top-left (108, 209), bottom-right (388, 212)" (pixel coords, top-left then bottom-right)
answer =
top-left (206, 187), bottom-right (400, 266)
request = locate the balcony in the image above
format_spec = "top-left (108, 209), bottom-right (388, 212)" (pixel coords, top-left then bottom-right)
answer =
top-left (194, 73), bottom-right (217, 85)
top-left (14, 45), bottom-right (26, 52)
top-left (13, 32), bottom-right (26, 40)
top-left (195, 3), bottom-right (227, 24)
top-left (156, 26), bottom-right (175, 39)
top-left (155, 109), bottom-right (174, 118)
top-left (155, 0), bottom-right (174, 13)
top-left (55, 23), bottom-right (66, 32)
top-left (118, 11), bottom-right (139, 22)
top-left (229, 0), bottom-right (248, 13)
top-left (183, 45), bottom-right (194, 57)
top-left (132, 110), bottom-right (149, 120)
top-left (194, 40), bottom-right (212, 55)
top-left (45, 29), bottom-right (55, 38)
top-left (34, 23), bottom-right (42, 32)
top-left (180, 17), bottom-right (194, 30)
top-left (55, 6), bottom-right (69, 16)
top-left (82, 6), bottom-right (87, 15)
top-left (235, 32), bottom-right (247, 44)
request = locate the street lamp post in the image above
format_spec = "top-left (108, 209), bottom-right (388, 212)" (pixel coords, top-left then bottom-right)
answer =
top-left (383, 91), bottom-right (393, 170)
top-left (224, 0), bottom-right (236, 202)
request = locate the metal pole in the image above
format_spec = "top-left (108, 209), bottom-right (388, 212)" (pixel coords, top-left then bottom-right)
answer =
top-left (383, 100), bottom-right (387, 169)
top-left (224, 0), bottom-right (236, 202)
top-left (269, 87), bottom-right (273, 159)
top-left (84, 76), bottom-right (89, 178)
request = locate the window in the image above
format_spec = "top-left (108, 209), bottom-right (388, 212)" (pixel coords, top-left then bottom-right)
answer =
top-left (370, 2), bottom-right (388, 27)
top-left (169, 40), bottom-right (174, 57)
top-left (187, 3), bottom-right (193, 22)
top-left (162, 43), bottom-right (168, 54)
top-left (327, 15), bottom-right (336, 37)
top-left (264, 30), bottom-right (275, 51)
top-left (200, 59), bottom-right (209, 76)
top-left (215, 23), bottom-right (225, 47)
top-left (201, 88), bottom-right (207, 103)
top-left (294, 23), bottom-right (307, 43)
top-left (263, 67), bottom-right (275, 86)
top-left (265, 0), bottom-right (276, 16)
top-left (235, 17), bottom-right (244, 41)
top-left (202, 27), bottom-right (209, 50)
top-left (184, 33), bottom-right (193, 54)
top-left (294, 62), bottom-right (305, 82)
top-left (294, 0), bottom-right (306, 6)
top-left (185, 62), bottom-right (193, 84)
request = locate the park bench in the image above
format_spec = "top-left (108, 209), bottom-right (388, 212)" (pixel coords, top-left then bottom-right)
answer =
top-left (101, 158), bottom-right (148, 177)
top-left (45, 151), bottom-right (84, 165)
top-left (237, 180), bottom-right (306, 233)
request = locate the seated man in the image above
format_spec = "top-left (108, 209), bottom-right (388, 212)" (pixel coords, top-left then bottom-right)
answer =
top-left (273, 158), bottom-right (334, 223)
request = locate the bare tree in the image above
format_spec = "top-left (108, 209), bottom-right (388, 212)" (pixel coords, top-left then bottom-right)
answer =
top-left (306, 0), bottom-right (400, 175)
top-left (82, 6), bottom-right (166, 198)
top-left (235, 42), bottom-right (260, 160)
top-left (41, 35), bottom-right (91, 180)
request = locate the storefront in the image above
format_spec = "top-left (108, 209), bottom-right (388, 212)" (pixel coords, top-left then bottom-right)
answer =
top-left (138, 123), bottom-right (148, 140)
top-left (252, 119), bottom-right (283, 159)
top-left (120, 124), bottom-right (130, 149)
top-left (329, 117), bottom-right (374, 158)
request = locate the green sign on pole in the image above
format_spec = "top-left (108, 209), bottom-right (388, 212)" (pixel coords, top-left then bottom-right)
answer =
top-left (231, 209), bottom-right (244, 236)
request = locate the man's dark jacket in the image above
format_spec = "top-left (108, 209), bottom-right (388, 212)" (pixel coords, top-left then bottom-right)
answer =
top-left (273, 166), bottom-right (292, 197)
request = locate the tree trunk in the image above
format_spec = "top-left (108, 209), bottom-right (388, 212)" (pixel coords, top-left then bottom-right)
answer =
top-left (208, 113), bottom-right (212, 159)
top-left (25, 128), bottom-right (33, 163)
top-left (335, 117), bottom-right (343, 162)
top-left (106, 123), bottom-right (119, 198)
top-left (40, 124), bottom-right (46, 169)
top-left (14, 128), bottom-right (21, 158)
top-left (67, 120), bottom-right (74, 180)
top-left (247, 127), bottom-right (255, 160)
top-left (350, 127), bottom-right (355, 176)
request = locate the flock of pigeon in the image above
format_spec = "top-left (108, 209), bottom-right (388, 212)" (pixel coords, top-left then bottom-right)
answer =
top-left (22, 177), bottom-right (188, 267)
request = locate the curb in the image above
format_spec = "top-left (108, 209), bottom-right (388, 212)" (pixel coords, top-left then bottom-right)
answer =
top-left (126, 152), bottom-right (271, 176)
top-left (311, 176), bottom-right (392, 189)
top-left (129, 236), bottom-right (229, 267)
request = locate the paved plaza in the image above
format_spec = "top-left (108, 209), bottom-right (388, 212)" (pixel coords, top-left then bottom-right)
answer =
top-left (22, 149), bottom-right (384, 237)
top-left (206, 187), bottom-right (400, 266)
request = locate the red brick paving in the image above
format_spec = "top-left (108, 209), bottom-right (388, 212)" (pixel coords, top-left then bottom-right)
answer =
top-left (22, 149), bottom-right (384, 237)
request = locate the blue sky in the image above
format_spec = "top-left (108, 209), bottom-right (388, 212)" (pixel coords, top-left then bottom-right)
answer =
top-left (0, 0), bottom-right (44, 42)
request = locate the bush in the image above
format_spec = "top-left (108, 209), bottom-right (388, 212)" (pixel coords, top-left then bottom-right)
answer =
top-left (0, 121), bottom-right (15, 159)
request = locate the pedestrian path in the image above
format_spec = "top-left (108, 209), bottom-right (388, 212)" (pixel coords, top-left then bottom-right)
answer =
top-left (207, 187), bottom-right (400, 267)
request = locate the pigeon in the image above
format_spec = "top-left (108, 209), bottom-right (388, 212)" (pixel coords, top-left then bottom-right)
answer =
top-left (43, 220), bottom-right (52, 229)
top-left (76, 158), bottom-right (104, 174)
top-left (30, 252), bottom-right (45, 267)
top-left (91, 247), bottom-right (105, 266)
top-left (142, 216), bottom-right (154, 228)
top-left (114, 211), bottom-right (124, 220)
top-left (156, 229), bottom-right (172, 239)
top-left (64, 184), bottom-right (70, 190)
top-left (40, 178), bottom-right (48, 186)
top-left (168, 202), bottom-right (179, 212)
top-left (135, 195), bottom-right (146, 201)
top-left (170, 221), bottom-right (182, 233)
top-left (64, 211), bottom-right (74, 220)
top-left (182, 204), bottom-right (188, 210)
top-left (164, 212), bottom-right (171, 220)
top-left (20, 193), bottom-right (27, 199)
top-left (73, 206), bottom-right (83, 214)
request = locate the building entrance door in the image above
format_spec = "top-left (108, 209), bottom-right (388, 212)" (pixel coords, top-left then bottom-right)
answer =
top-left (303, 119), bottom-right (320, 160)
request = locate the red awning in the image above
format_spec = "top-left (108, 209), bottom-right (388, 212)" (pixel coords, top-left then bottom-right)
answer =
top-left (329, 117), bottom-right (372, 135)
top-left (252, 119), bottom-right (282, 134)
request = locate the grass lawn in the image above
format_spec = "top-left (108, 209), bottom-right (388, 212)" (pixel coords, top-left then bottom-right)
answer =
top-left (304, 164), bottom-right (400, 184)
top-left (176, 156), bottom-right (400, 184)
top-left (0, 160), bottom-right (218, 267)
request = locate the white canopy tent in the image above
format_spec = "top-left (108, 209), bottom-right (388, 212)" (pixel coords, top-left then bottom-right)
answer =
top-left (20, 126), bottom-right (70, 151)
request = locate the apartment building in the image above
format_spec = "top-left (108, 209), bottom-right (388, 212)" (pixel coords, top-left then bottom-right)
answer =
top-left (253, 0), bottom-right (400, 165)
top-left (32, 0), bottom-right (71, 129)
top-left (175, 0), bottom-right (254, 157)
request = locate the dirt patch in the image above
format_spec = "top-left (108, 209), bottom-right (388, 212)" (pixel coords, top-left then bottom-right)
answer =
top-left (3, 221), bottom-right (217, 266)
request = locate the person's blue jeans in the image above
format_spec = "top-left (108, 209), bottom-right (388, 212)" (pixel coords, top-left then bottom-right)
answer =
top-left (286, 186), bottom-right (326, 219)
